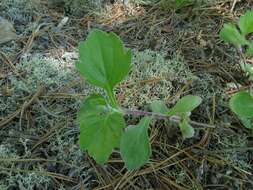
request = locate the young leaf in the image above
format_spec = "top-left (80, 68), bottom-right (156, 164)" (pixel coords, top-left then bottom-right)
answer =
top-left (229, 91), bottom-right (253, 118)
top-left (120, 117), bottom-right (151, 170)
top-left (179, 117), bottom-right (195, 138)
top-left (150, 100), bottom-right (169, 114)
top-left (78, 94), bottom-right (126, 164)
top-left (246, 41), bottom-right (253, 56)
top-left (239, 11), bottom-right (253, 36)
top-left (167, 95), bottom-right (202, 116)
top-left (76, 29), bottom-right (132, 92)
top-left (219, 23), bottom-right (248, 47)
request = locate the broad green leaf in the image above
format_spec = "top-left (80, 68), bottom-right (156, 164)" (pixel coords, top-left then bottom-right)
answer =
top-left (167, 95), bottom-right (202, 116)
top-left (179, 117), bottom-right (195, 138)
top-left (150, 100), bottom-right (169, 114)
top-left (246, 41), bottom-right (253, 56)
top-left (76, 29), bottom-right (132, 92)
top-left (239, 11), bottom-right (253, 36)
top-left (229, 91), bottom-right (253, 118)
top-left (78, 94), bottom-right (126, 164)
top-left (240, 117), bottom-right (252, 129)
top-left (220, 23), bottom-right (248, 47)
top-left (120, 117), bottom-right (151, 170)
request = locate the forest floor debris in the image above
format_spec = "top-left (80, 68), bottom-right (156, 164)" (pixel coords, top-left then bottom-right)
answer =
top-left (0, 0), bottom-right (252, 189)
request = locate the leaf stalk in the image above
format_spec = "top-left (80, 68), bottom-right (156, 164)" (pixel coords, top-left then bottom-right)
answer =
top-left (123, 108), bottom-right (215, 129)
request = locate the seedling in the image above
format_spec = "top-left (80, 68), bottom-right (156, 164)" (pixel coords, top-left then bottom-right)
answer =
top-left (220, 11), bottom-right (253, 56)
top-left (151, 95), bottom-right (202, 138)
top-left (220, 11), bottom-right (253, 130)
top-left (76, 29), bottom-right (202, 169)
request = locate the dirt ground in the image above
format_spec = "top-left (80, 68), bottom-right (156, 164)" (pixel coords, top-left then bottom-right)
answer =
top-left (0, 0), bottom-right (253, 189)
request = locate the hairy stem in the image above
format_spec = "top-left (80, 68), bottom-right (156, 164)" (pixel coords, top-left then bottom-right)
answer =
top-left (123, 109), bottom-right (215, 129)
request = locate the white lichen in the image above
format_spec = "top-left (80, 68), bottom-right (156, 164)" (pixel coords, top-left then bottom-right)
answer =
top-left (119, 49), bottom-right (197, 108)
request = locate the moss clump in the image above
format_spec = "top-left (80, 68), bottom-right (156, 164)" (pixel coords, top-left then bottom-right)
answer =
top-left (6, 172), bottom-right (51, 190)
top-left (0, 144), bottom-right (51, 190)
top-left (0, 0), bottom-right (40, 33)
top-left (10, 56), bottom-right (78, 94)
top-left (0, 144), bottom-right (19, 160)
top-left (0, 53), bottom-right (93, 189)
top-left (215, 133), bottom-right (252, 170)
top-left (119, 49), bottom-right (197, 108)
top-left (0, 55), bottom-right (81, 117)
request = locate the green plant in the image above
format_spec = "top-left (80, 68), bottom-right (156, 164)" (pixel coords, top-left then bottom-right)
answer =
top-left (76, 29), bottom-right (202, 169)
top-left (220, 10), bottom-right (253, 56)
top-left (220, 11), bottom-right (253, 130)
top-left (151, 95), bottom-right (202, 138)
top-left (229, 91), bottom-right (253, 129)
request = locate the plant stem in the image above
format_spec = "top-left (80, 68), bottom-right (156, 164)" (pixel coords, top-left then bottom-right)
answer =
top-left (106, 88), bottom-right (118, 108)
top-left (123, 108), bottom-right (215, 129)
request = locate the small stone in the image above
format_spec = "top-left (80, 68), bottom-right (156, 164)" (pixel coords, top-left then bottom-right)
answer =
top-left (0, 17), bottom-right (17, 44)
